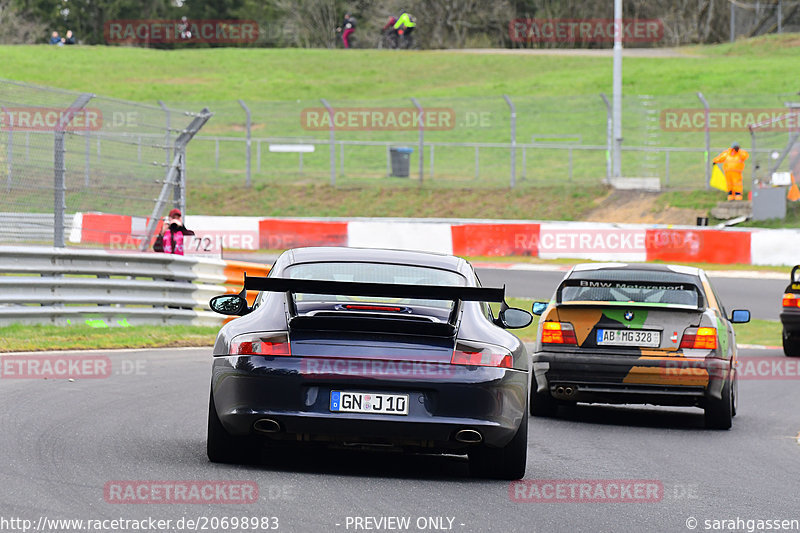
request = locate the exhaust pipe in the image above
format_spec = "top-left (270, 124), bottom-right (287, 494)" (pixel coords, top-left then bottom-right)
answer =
top-left (454, 429), bottom-right (483, 444)
top-left (564, 386), bottom-right (574, 396)
top-left (556, 386), bottom-right (565, 395)
top-left (253, 418), bottom-right (281, 433)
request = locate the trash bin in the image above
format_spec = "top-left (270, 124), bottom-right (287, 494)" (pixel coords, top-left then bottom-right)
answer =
top-left (389, 147), bottom-right (413, 177)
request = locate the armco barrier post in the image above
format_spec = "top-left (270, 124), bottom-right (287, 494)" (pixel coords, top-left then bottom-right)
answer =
top-left (697, 92), bottom-right (711, 190)
top-left (54, 93), bottom-right (93, 248)
top-left (238, 99), bottom-right (252, 188)
top-left (320, 98), bottom-right (336, 186)
top-left (503, 95), bottom-right (517, 188)
top-left (411, 97), bottom-right (424, 184)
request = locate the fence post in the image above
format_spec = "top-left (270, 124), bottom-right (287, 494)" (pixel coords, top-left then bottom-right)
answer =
top-left (697, 92), bottom-right (711, 190)
top-left (84, 132), bottom-right (90, 187)
top-left (55, 93), bottom-right (93, 248)
top-left (140, 108), bottom-right (213, 251)
top-left (238, 99), bottom-right (252, 187)
top-left (503, 95), bottom-right (517, 188)
top-left (665, 151), bottom-right (670, 187)
top-left (749, 127), bottom-right (757, 189)
top-left (778, 0), bottom-right (783, 33)
top-left (600, 94), bottom-right (612, 182)
top-left (730, 2), bottom-right (735, 42)
top-left (321, 98), bottom-right (336, 186)
top-left (411, 97), bottom-right (424, 184)
top-left (474, 146), bottom-right (479, 179)
top-left (2, 106), bottom-right (12, 193)
top-left (158, 100), bottom-right (171, 167)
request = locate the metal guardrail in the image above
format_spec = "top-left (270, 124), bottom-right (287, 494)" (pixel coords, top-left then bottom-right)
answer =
top-left (0, 246), bottom-right (268, 327)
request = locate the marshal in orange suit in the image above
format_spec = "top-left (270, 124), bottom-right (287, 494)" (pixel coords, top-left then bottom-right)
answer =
top-left (713, 143), bottom-right (749, 201)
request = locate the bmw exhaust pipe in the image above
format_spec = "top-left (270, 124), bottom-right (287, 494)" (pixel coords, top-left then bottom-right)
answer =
top-left (454, 429), bottom-right (483, 444)
top-left (564, 386), bottom-right (574, 396)
top-left (556, 386), bottom-right (565, 395)
top-left (253, 418), bottom-right (281, 433)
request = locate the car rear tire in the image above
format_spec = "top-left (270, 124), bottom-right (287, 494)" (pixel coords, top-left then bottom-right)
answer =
top-left (704, 375), bottom-right (733, 430)
top-left (783, 330), bottom-right (800, 357)
top-left (530, 377), bottom-right (558, 417)
top-left (469, 410), bottom-right (528, 480)
top-left (207, 388), bottom-right (256, 463)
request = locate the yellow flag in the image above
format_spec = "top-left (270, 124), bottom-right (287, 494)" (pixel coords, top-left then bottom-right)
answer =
top-left (710, 164), bottom-right (727, 192)
top-left (788, 174), bottom-right (800, 202)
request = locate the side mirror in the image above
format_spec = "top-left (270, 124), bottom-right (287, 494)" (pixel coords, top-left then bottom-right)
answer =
top-left (730, 309), bottom-right (750, 324)
top-left (531, 301), bottom-right (548, 316)
top-left (209, 294), bottom-right (250, 316)
top-left (499, 307), bottom-right (533, 329)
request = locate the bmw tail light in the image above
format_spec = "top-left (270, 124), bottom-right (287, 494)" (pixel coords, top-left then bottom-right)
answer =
top-left (783, 293), bottom-right (800, 308)
top-left (679, 327), bottom-right (717, 350)
top-left (451, 341), bottom-right (512, 368)
top-left (541, 321), bottom-right (578, 345)
top-left (230, 332), bottom-right (291, 356)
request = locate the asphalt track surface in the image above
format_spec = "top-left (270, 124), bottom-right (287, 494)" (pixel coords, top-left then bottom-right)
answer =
top-left (1, 346), bottom-right (798, 533)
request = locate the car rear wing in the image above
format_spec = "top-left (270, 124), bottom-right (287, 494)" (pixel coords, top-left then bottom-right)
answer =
top-left (243, 274), bottom-right (506, 334)
top-left (556, 279), bottom-right (705, 310)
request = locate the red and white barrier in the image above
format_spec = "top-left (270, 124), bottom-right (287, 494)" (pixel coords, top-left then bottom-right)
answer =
top-left (71, 213), bottom-right (797, 266)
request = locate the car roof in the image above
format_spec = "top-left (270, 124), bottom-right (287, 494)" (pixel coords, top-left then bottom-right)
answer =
top-left (282, 247), bottom-right (469, 273)
top-left (569, 262), bottom-right (703, 278)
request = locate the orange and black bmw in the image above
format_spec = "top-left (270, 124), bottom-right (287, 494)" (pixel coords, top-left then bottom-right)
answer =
top-left (531, 263), bottom-right (750, 429)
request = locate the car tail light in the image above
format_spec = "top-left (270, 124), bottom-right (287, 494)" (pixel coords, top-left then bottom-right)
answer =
top-left (230, 333), bottom-right (291, 356)
top-left (541, 321), bottom-right (578, 345)
top-left (451, 341), bottom-right (512, 368)
top-left (679, 327), bottom-right (717, 350)
top-left (783, 293), bottom-right (800, 308)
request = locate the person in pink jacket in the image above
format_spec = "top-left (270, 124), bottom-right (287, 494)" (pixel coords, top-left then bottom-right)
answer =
top-left (159, 208), bottom-right (193, 255)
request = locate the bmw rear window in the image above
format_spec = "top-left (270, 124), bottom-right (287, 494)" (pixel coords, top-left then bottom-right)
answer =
top-left (560, 270), bottom-right (702, 307)
top-left (284, 262), bottom-right (467, 310)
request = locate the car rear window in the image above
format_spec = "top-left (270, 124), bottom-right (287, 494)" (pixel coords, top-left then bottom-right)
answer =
top-left (284, 262), bottom-right (467, 310)
top-left (561, 269), bottom-right (702, 307)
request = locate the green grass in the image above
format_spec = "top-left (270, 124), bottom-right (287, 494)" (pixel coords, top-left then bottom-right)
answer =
top-left (190, 182), bottom-right (606, 219)
top-left (3, 39), bottom-right (800, 219)
top-left (3, 39), bottom-right (800, 101)
top-left (0, 324), bottom-right (217, 352)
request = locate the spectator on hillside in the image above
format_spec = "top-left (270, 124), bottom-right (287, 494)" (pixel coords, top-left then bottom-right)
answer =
top-left (49, 31), bottom-right (61, 44)
top-left (336, 13), bottom-right (356, 48)
top-left (64, 30), bottom-right (76, 45)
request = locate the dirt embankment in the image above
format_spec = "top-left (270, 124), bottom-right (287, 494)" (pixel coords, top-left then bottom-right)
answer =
top-left (582, 190), bottom-right (707, 225)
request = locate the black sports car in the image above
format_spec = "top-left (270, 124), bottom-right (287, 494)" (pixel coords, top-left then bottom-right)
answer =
top-left (207, 247), bottom-right (532, 479)
top-left (781, 265), bottom-right (800, 357)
